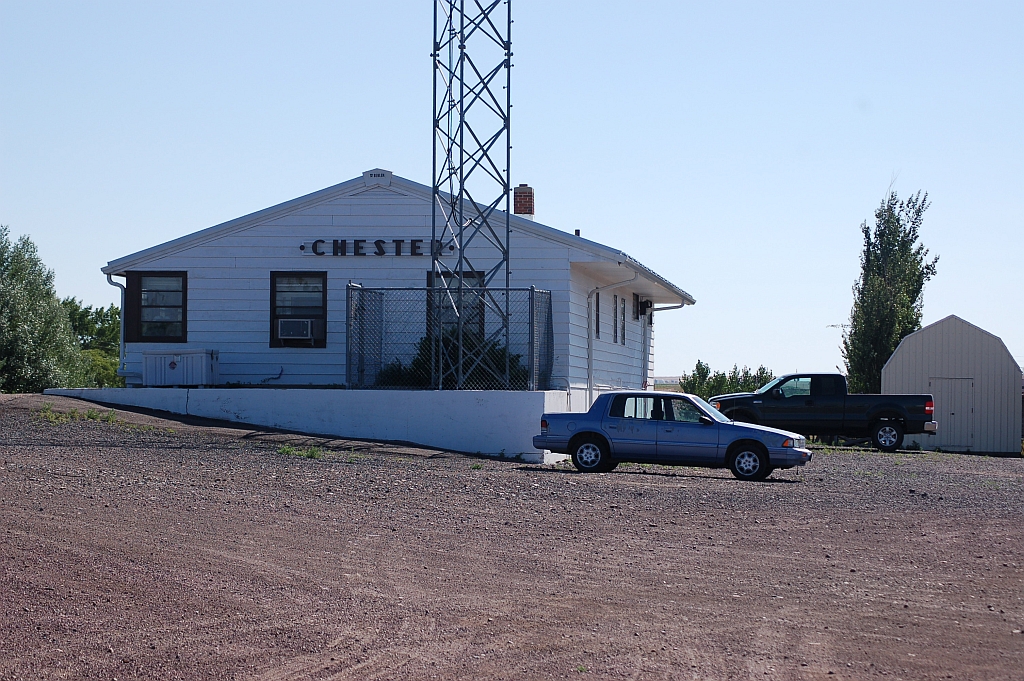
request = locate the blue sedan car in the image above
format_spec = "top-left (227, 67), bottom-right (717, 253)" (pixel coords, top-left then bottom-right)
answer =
top-left (533, 391), bottom-right (812, 481)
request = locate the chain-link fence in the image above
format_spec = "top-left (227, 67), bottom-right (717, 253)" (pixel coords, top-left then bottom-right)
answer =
top-left (346, 285), bottom-right (552, 390)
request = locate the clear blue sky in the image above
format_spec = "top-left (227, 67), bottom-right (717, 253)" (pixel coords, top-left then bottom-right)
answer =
top-left (2, 1), bottom-right (1021, 376)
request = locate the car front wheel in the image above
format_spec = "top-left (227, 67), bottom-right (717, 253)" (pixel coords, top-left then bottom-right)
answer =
top-left (729, 445), bottom-right (771, 481)
top-left (570, 436), bottom-right (610, 473)
top-left (872, 421), bottom-right (904, 452)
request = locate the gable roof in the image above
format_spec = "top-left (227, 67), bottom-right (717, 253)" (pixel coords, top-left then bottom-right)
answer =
top-left (102, 168), bottom-right (694, 305)
top-left (885, 314), bottom-right (1021, 372)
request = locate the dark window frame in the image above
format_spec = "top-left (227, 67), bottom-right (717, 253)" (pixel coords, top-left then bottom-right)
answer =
top-left (620, 296), bottom-right (626, 345)
top-left (270, 271), bottom-right (328, 348)
top-left (595, 291), bottom-right (601, 339)
top-left (125, 271), bottom-right (187, 343)
top-left (613, 294), bottom-right (618, 344)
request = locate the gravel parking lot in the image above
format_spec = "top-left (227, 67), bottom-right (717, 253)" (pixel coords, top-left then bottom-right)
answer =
top-left (2, 393), bottom-right (1022, 680)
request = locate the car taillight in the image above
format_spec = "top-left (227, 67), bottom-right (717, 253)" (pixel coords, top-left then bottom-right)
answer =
top-left (541, 419), bottom-right (548, 434)
top-left (925, 400), bottom-right (934, 415)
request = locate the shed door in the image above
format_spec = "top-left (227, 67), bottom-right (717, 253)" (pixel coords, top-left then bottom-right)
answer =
top-left (929, 378), bottom-right (974, 451)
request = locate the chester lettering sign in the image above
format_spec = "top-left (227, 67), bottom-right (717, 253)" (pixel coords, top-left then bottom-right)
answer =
top-left (299, 239), bottom-right (455, 257)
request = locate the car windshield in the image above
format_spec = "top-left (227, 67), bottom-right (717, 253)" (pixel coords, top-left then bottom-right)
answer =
top-left (689, 395), bottom-right (732, 423)
top-left (754, 376), bottom-right (786, 394)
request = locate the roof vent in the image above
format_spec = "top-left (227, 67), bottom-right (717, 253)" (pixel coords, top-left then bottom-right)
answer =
top-left (513, 184), bottom-right (534, 220)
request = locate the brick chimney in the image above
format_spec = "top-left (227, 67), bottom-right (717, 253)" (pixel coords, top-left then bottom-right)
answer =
top-left (513, 184), bottom-right (534, 220)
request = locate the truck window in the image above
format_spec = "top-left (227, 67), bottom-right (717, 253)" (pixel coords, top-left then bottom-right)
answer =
top-left (755, 376), bottom-right (784, 394)
top-left (811, 375), bottom-right (838, 396)
top-left (778, 377), bottom-right (811, 398)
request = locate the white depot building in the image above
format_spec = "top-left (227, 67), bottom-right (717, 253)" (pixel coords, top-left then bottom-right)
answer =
top-left (51, 169), bottom-right (694, 458)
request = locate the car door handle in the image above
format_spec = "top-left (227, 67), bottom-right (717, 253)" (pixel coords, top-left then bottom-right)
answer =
top-left (607, 425), bottom-right (617, 430)
top-left (663, 427), bottom-right (673, 432)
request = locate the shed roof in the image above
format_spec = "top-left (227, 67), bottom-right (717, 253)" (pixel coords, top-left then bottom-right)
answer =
top-left (884, 314), bottom-right (1021, 374)
top-left (101, 169), bottom-right (694, 306)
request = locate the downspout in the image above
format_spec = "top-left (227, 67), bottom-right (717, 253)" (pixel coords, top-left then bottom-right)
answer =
top-left (640, 299), bottom-right (688, 389)
top-left (106, 274), bottom-right (128, 376)
top-left (587, 270), bottom-right (639, 407)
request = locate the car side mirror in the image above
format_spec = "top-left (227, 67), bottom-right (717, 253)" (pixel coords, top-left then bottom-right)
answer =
top-left (699, 414), bottom-right (713, 426)
top-left (771, 388), bottom-right (782, 399)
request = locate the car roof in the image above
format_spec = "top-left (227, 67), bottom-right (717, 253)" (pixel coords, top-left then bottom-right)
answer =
top-left (601, 390), bottom-right (696, 399)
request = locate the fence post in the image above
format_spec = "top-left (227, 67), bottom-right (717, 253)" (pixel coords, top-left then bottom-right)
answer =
top-left (346, 284), bottom-right (353, 388)
top-left (529, 286), bottom-right (536, 391)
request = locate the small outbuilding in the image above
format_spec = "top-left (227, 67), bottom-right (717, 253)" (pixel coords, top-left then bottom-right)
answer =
top-left (882, 315), bottom-right (1022, 453)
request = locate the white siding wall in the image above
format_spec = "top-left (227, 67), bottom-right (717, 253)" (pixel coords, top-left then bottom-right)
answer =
top-left (566, 265), bottom-right (652, 403)
top-left (882, 316), bottom-right (1022, 453)
top-left (119, 181), bottom-right (657, 399)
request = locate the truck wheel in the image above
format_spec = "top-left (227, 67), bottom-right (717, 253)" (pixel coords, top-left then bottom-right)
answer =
top-left (570, 436), bottom-right (611, 473)
top-left (729, 444), bottom-right (771, 481)
top-left (872, 421), bottom-right (904, 452)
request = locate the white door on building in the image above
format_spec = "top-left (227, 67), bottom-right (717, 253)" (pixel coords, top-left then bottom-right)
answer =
top-left (929, 378), bottom-right (975, 451)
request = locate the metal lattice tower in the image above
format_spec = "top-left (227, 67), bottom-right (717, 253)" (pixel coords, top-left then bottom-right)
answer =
top-left (431, 0), bottom-right (513, 389)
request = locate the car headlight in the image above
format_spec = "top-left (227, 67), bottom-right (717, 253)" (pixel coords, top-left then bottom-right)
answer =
top-left (782, 437), bottom-right (805, 448)
top-left (711, 401), bottom-right (721, 410)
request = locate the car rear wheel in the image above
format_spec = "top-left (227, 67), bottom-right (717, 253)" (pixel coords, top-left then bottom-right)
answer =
top-left (729, 445), bottom-right (771, 481)
top-left (570, 436), bottom-right (611, 473)
top-left (872, 421), bottom-right (904, 452)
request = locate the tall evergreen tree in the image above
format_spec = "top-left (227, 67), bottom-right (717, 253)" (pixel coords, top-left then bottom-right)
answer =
top-left (842, 192), bottom-right (938, 393)
top-left (0, 226), bottom-right (88, 392)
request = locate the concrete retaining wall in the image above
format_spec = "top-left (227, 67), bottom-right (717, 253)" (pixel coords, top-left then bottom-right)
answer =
top-left (44, 388), bottom-right (570, 462)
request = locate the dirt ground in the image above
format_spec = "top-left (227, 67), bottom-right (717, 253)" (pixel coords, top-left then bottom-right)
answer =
top-left (1, 394), bottom-right (1022, 681)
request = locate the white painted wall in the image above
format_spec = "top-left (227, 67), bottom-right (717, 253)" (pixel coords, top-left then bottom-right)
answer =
top-left (565, 265), bottom-right (653, 406)
top-left (45, 388), bottom-right (571, 462)
top-left (104, 170), bottom-right (689, 407)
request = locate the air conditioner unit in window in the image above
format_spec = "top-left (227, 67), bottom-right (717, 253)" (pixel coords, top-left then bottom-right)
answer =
top-left (278, 318), bottom-right (313, 339)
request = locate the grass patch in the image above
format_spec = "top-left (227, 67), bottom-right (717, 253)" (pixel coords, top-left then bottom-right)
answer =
top-left (37, 403), bottom-right (118, 425)
top-left (278, 444), bottom-right (324, 460)
top-left (470, 463), bottom-right (483, 470)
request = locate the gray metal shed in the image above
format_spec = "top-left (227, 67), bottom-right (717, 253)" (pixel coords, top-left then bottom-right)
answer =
top-left (882, 315), bottom-right (1022, 453)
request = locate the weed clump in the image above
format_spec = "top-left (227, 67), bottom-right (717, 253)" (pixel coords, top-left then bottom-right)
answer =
top-left (277, 444), bottom-right (324, 460)
top-left (37, 403), bottom-right (118, 425)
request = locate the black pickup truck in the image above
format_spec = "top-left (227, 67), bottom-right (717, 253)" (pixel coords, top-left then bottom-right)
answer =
top-left (710, 373), bottom-right (937, 452)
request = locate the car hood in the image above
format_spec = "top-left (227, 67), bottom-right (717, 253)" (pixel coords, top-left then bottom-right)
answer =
top-left (711, 391), bottom-right (756, 401)
top-left (728, 420), bottom-right (803, 441)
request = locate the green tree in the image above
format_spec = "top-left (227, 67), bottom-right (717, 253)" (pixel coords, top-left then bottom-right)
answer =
top-left (61, 297), bottom-right (124, 387)
top-left (842, 191), bottom-right (938, 393)
top-left (679, 360), bottom-right (775, 400)
top-left (0, 226), bottom-right (89, 392)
